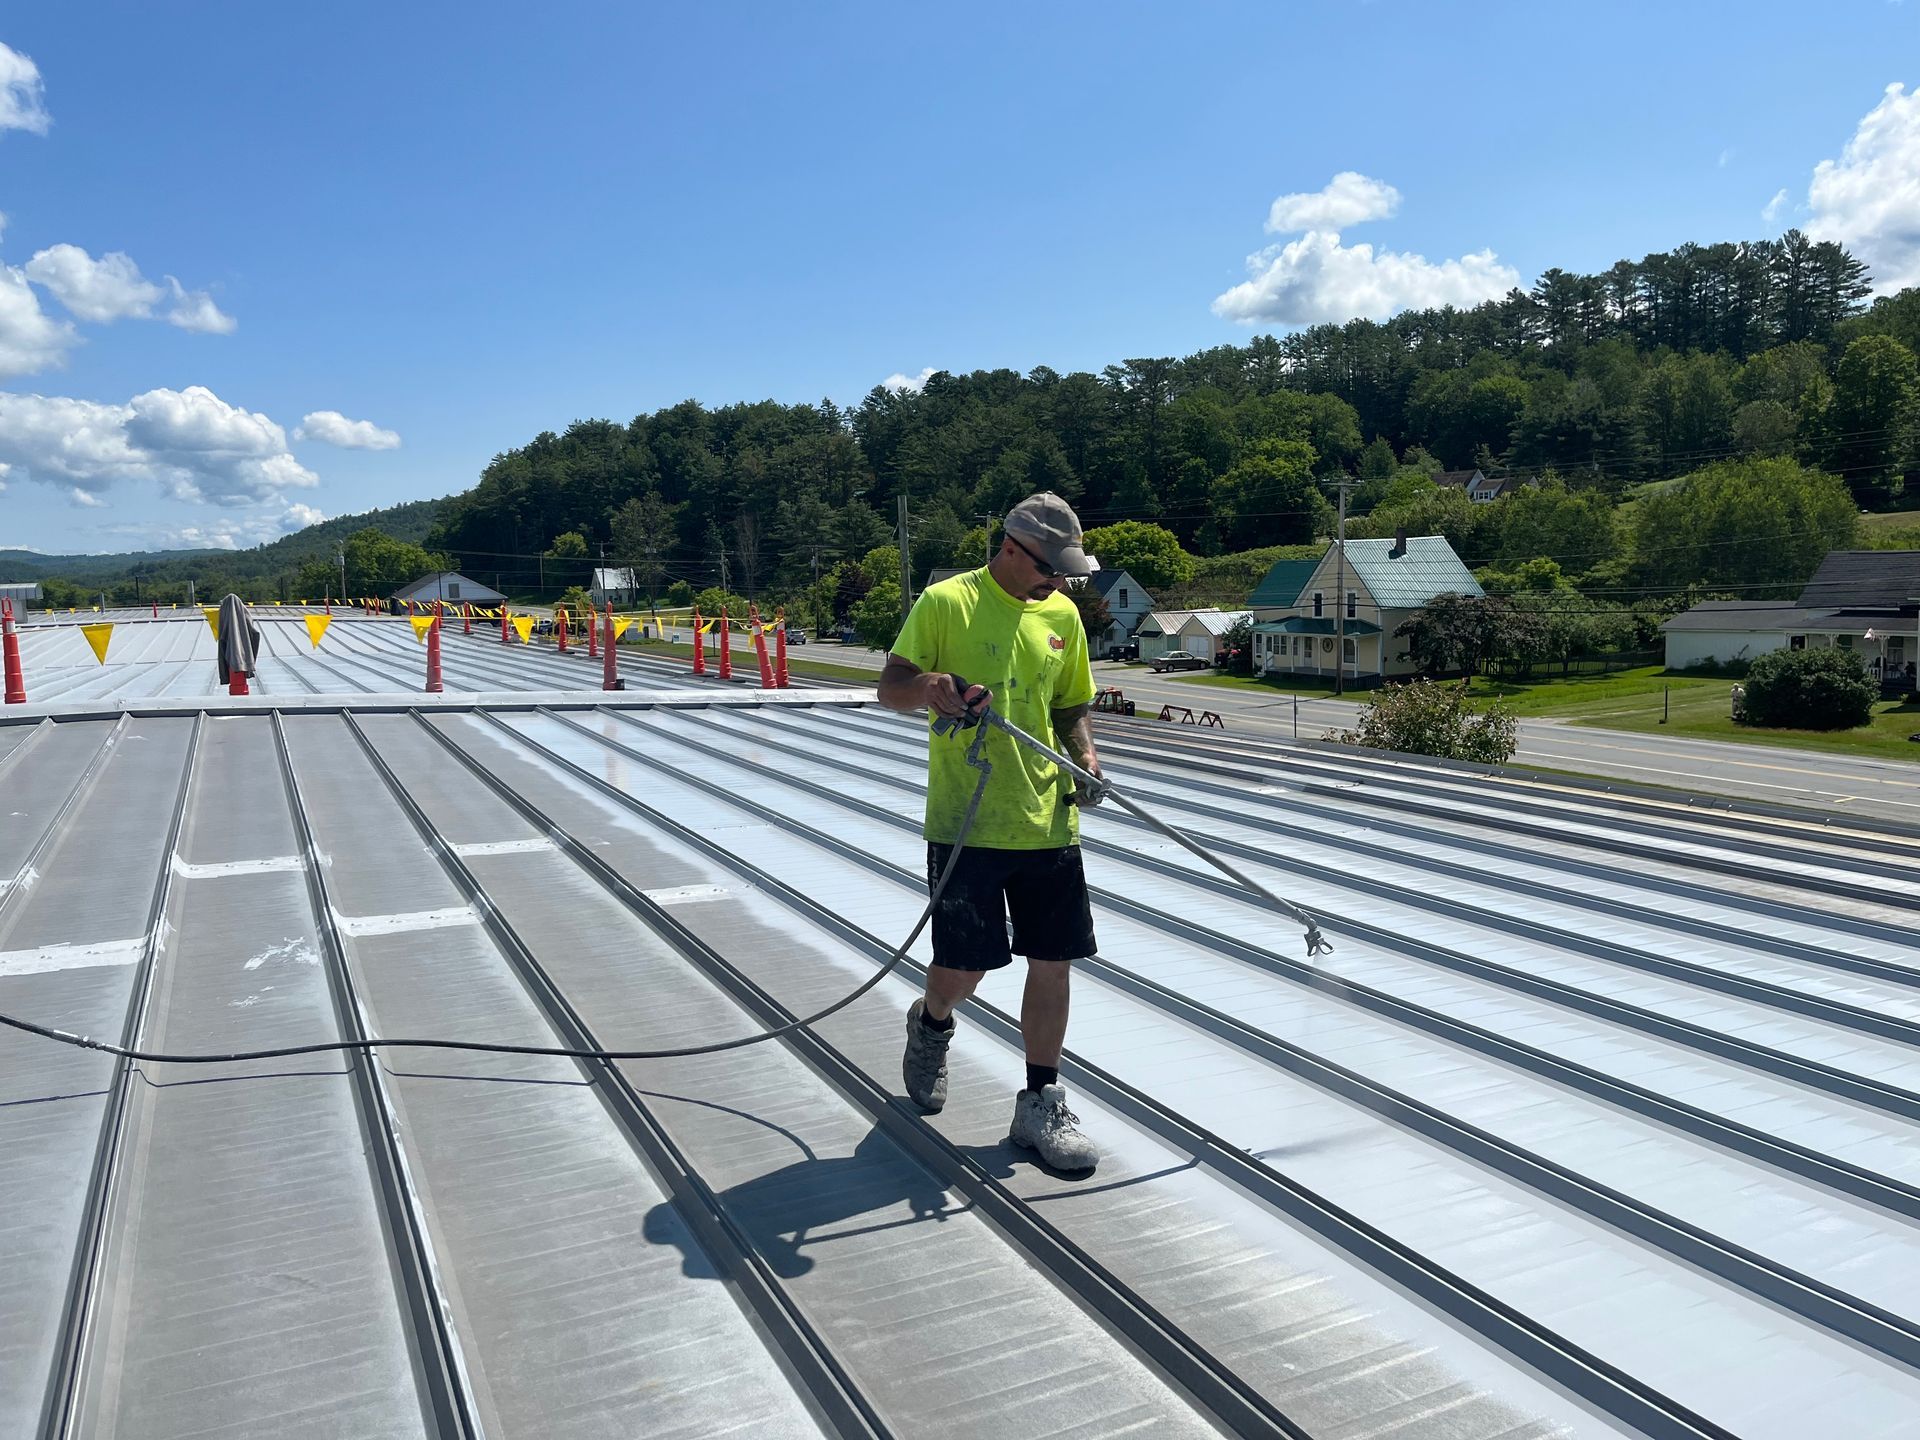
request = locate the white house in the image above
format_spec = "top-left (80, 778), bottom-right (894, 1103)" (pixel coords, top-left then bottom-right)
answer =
top-left (1662, 552), bottom-right (1920, 689)
top-left (1248, 535), bottom-right (1482, 685)
top-left (390, 572), bottom-right (505, 608)
top-left (1435, 469), bottom-right (1536, 504)
top-left (591, 567), bottom-right (639, 606)
top-left (1086, 568), bottom-right (1154, 655)
top-left (1136, 608), bottom-right (1247, 662)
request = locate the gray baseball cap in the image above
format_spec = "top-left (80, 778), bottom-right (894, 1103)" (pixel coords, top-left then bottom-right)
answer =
top-left (1003, 492), bottom-right (1097, 577)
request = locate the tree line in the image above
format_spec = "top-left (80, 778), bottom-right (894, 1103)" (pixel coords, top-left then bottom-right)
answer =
top-left (428, 230), bottom-right (1915, 605)
top-left (22, 229), bottom-right (1918, 614)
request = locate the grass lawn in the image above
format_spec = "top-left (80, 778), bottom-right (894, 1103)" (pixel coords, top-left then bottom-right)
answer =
top-left (1542, 676), bottom-right (1920, 762)
top-left (1156, 662), bottom-right (1920, 762)
top-left (623, 637), bottom-right (882, 686)
top-left (1159, 670), bottom-right (1346, 697)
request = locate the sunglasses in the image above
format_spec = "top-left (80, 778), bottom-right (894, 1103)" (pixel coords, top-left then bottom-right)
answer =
top-left (1008, 535), bottom-right (1064, 579)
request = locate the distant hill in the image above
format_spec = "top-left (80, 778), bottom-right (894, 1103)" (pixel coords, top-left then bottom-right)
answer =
top-left (0, 497), bottom-right (447, 581)
top-left (0, 546), bottom-right (227, 578)
top-left (243, 496), bottom-right (447, 564)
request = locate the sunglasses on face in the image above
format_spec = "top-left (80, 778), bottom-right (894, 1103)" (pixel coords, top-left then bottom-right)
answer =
top-left (1008, 535), bottom-right (1063, 579)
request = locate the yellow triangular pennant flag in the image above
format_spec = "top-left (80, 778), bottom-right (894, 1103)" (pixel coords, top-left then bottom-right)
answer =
top-left (410, 614), bottom-right (436, 642)
top-left (611, 617), bottom-right (634, 641)
top-left (203, 606), bottom-right (220, 640)
top-left (511, 615), bottom-right (534, 644)
top-left (303, 614), bottom-right (332, 649)
top-left (81, 622), bottom-right (113, 664)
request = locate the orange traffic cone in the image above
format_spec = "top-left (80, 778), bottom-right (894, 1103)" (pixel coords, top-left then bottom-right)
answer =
top-left (2, 600), bottom-right (25, 704)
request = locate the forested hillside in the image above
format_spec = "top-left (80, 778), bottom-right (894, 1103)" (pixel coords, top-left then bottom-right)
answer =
top-left (23, 231), bottom-right (1920, 612)
top-left (14, 497), bottom-right (446, 606)
top-left (430, 230), bottom-right (1919, 608)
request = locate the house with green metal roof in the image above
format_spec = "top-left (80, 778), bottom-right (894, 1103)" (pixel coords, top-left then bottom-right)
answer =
top-left (1247, 535), bottom-right (1482, 685)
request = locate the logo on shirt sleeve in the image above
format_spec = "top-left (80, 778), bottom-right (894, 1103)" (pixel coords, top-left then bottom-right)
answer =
top-left (1048, 634), bottom-right (1065, 651)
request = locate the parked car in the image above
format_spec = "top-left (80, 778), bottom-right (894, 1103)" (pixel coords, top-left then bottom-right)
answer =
top-left (1149, 653), bottom-right (1210, 673)
top-left (1104, 641), bottom-right (1139, 661)
top-left (785, 626), bottom-right (808, 644)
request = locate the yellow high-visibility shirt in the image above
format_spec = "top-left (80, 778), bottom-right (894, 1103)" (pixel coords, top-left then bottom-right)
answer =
top-left (889, 567), bottom-right (1095, 849)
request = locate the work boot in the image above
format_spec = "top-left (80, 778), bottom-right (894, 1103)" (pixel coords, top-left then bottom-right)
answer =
top-left (902, 999), bottom-right (952, 1111)
top-left (1010, 1084), bottom-right (1098, 1172)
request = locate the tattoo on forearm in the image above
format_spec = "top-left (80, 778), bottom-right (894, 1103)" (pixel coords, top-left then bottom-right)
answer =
top-left (1052, 706), bottom-right (1097, 771)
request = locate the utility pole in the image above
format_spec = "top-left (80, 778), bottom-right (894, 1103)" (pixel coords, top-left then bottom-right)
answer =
top-left (337, 543), bottom-right (347, 604)
top-left (1332, 480), bottom-right (1357, 698)
top-left (975, 513), bottom-right (995, 566)
top-left (896, 494), bottom-right (914, 621)
top-left (718, 540), bottom-right (731, 596)
top-left (810, 546), bottom-right (823, 636)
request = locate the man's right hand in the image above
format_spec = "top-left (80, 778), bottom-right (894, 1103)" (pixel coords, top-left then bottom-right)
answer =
top-left (927, 673), bottom-right (990, 722)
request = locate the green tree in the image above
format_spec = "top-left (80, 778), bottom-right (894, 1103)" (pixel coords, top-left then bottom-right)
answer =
top-left (1331, 679), bottom-right (1517, 763)
top-left (609, 490), bottom-right (682, 600)
top-left (1395, 593), bottom-right (1513, 684)
top-left (1065, 586), bottom-right (1113, 648)
top-left (343, 528), bottom-right (440, 596)
top-left (1630, 457), bottom-right (1859, 588)
top-left (545, 531), bottom-right (588, 558)
top-left (1818, 335), bottom-right (1918, 507)
top-left (1079, 520), bottom-right (1197, 591)
top-left (1213, 438), bottom-right (1326, 549)
top-left (1740, 647), bottom-right (1875, 730)
top-left (850, 578), bottom-right (904, 649)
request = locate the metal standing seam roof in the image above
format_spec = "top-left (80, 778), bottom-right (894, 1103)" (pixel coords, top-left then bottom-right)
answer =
top-left (1248, 558), bottom-right (1319, 610)
top-left (9, 610), bottom-right (705, 705)
top-left (1336, 536), bottom-right (1484, 608)
top-left (3, 656), bottom-right (1920, 1435)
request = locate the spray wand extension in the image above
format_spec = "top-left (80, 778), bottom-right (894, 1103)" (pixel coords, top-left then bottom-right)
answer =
top-left (932, 674), bottom-right (1332, 959)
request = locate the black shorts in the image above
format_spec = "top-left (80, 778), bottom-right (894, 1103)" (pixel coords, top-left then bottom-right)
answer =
top-left (925, 843), bottom-right (1098, 972)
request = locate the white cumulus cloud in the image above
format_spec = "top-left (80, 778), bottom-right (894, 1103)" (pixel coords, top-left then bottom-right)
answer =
top-left (164, 276), bottom-right (235, 334)
top-left (296, 409), bottom-right (401, 449)
top-left (24, 244), bottom-right (164, 322)
top-left (0, 384), bottom-right (319, 506)
top-left (69, 485), bottom-right (103, 507)
top-left (881, 367), bottom-right (935, 394)
top-left (0, 42), bottom-right (49, 137)
top-left (128, 500), bottom-right (327, 551)
top-left (1762, 188), bottom-right (1790, 225)
top-left (1214, 172), bottom-right (1518, 327)
top-left (1803, 81), bottom-right (1920, 293)
top-left (0, 263), bottom-right (76, 376)
top-left (1265, 172), bottom-right (1400, 232)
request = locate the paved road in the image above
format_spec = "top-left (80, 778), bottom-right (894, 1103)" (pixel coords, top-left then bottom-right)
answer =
top-left (781, 651), bottom-right (1920, 822)
top-left (1096, 664), bottom-right (1920, 825)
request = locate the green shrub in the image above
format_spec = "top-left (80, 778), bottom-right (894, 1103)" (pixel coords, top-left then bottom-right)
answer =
top-left (1739, 647), bottom-right (1875, 730)
top-left (1330, 679), bottom-right (1517, 763)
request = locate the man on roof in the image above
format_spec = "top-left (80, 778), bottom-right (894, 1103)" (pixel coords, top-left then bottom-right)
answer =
top-left (877, 492), bottom-right (1105, 1172)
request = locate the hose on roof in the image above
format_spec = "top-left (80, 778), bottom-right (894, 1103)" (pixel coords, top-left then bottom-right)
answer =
top-left (0, 698), bottom-right (1329, 1066)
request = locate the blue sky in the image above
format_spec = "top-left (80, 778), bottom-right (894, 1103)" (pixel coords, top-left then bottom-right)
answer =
top-left (1, 1), bottom-right (1916, 554)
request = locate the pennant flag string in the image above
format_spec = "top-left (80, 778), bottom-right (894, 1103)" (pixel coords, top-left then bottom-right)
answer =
top-left (80, 622), bottom-right (114, 664)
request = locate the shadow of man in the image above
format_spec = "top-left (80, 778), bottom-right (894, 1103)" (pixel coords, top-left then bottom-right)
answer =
top-left (645, 1121), bottom-right (989, 1279)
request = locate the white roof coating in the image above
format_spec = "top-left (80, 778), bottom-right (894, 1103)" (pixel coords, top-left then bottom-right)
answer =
top-left (3, 679), bottom-right (1919, 1438)
top-left (8, 610), bottom-right (689, 704)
